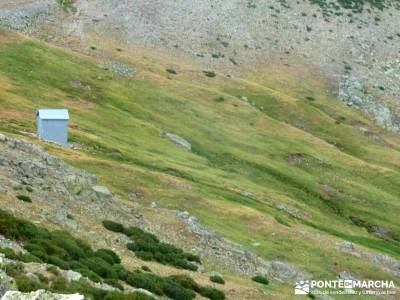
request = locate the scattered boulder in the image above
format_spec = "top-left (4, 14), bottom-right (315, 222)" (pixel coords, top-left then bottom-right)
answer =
top-left (316, 182), bottom-right (336, 200)
top-left (103, 61), bottom-right (135, 77)
top-left (69, 80), bottom-right (82, 89)
top-left (263, 260), bottom-right (308, 282)
top-left (367, 225), bottom-right (390, 235)
top-left (165, 133), bottom-right (191, 150)
top-left (242, 191), bottom-right (254, 198)
top-left (91, 185), bottom-right (112, 200)
top-left (285, 153), bottom-right (304, 165)
top-left (276, 203), bottom-right (308, 220)
top-left (64, 270), bottom-right (82, 282)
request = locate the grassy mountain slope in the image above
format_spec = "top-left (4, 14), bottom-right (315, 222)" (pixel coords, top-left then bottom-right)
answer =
top-left (1, 28), bottom-right (400, 298)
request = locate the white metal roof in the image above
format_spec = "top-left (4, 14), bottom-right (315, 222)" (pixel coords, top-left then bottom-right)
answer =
top-left (37, 109), bottom-right (69, 120)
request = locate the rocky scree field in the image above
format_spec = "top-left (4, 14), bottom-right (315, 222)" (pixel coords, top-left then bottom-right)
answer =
top-left (1, 0), bottom-right (400, 133)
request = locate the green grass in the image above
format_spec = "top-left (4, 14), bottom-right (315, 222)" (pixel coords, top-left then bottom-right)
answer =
top-left (0, 30), bottom-right (400, 298)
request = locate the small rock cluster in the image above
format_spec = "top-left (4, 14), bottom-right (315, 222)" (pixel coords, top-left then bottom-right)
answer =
top-left (103, 61), bottom-right (135, 77)
top-left (336, 241), bottom-right (400, 278)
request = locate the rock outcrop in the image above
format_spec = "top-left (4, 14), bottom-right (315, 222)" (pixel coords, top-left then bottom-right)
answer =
top-left (2, 290), bottom-right (84, 300)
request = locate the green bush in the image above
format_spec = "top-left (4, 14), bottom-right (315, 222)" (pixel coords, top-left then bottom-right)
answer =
top-left (198, 287), bottom-right (226, 300)
top-left (1, 250), bottom-right (29, 264)
top-left (203, 71), bottom-right (216, 78)
top-left (305, 96), bottom-right (315, 101)
top-left (77, 268), bottom-right (103, 283)
top-left (20, 253), bottom-right (41, 263)
top-left (106, 221), bottom-right (201, 271)
top-left (51, 277), bottom-right (69, 291)
top-left (126, 272), bottom-right (164, 296)
top-left (213, 96), bottom-right (225, 102)
top-left (5, 262), bottom-right (25, 277)
top-left (46, 265), bottom-right (60, 275)
top-left (103, 292), bottom-right (153, 300)
top-left (166, 68), bottom-right (177, 75)
top-left (141, 266), bottom-right (151, 272)
top-left (102, 220), bottom-right (125, 233)
top-left (104, 278), bottom-right (124, 290)
top-left (16, 195), bottom-right (32, 203)
top-left (0, 247), bottom-right (18, 260)
top-left (81, 257), bottom-right (117, 279)
top-left (124, 227), bottom-right (159, 243)
top-left (15, 275), bottom-right (45, 292)
top-left (167, 275), bottom-right (199, 291)
top-left (163, 281), bottom-right (195, 300)
top-left (210, 275), bottom-right (225, 284)
top-left (252, 275), bottom-right (269, 285)
top-left (112, 264), bottom-right (130, 281)
top-left (95, 249), bottom-right (121, 264)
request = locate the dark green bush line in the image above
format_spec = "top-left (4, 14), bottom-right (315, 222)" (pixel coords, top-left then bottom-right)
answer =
top-left (0, 247), bottom-right (40, 263)
top-left (209, 275), bottom-right (225, 284)
top-left (166, 68), bottom-right (177, 75)
top-left (0, 210), bottom-right (224, 300)
top-left (125, 273), bottom-right (225, 300)
top-left (16, 195), bottom-right (32, 203)
top-left (252, 275), bottom-right (269, 285)
top-left (203, 70), bottom-right (216, 78)
top-left (102, 220), bottom-right (201, 271)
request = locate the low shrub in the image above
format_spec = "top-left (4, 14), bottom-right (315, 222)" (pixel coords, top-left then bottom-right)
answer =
top-left (112, 264), bottom-right (130, 281)
top-left (213, 96), bottom-right (225, 102)
top-left (141, 266), bottom-right (151, 272)
top-left (1, 247), bottom-right (40, 263)
top-left (0, 247), bottom-right (18, 260)
top-left (5, 262), bottom-right (24, 277)
top-left (46, 265), bottom-right (60, 275)
top-left (77, 269), bottom-right (102, 283)
top-left (16, 195), bottom-right (32, 203)
top-left (163, 281), bottom-right (195, 300)
top-left (198, 287), bottom-right (226, 300)
top-left (166, 68), bottom-right (177, 75)
top-left (252, 275), bottom-right (269, 285)
top-left (305, 96), bottom-right (315, 102)
top-left (104, 220), bottom-right (200, 271)
top-left (104, 278), bottom-right (124, 290)
top-left (51, 276), bottom-right (69, 291)
top-left (102, 220), bottom-right (125, 233)
top-left (203, 71), bottom-right (216, 78)
top-left (209, 275), bottom-right (225, 284)
top-left (95, 249), bottom-right (121, 265)
top-left (15, 275), bottom-right (45, 292)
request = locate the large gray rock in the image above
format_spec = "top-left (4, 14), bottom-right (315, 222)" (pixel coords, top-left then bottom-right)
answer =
top-left (2, 290), bottom-right (84, 300)
top-left (165, 133), bottom-right (191, 151)
top-left (91, 185), bottom-right (112, 200)
top-left (263, 260), bottom-right (309, 282)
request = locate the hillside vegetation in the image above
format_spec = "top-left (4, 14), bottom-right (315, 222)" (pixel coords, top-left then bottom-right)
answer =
top-left (0, 28), bottom-right (400, 298)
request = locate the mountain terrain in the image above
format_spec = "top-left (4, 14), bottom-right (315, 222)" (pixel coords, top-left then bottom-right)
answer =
top-left (0, 1), bottom-right (400, 299)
